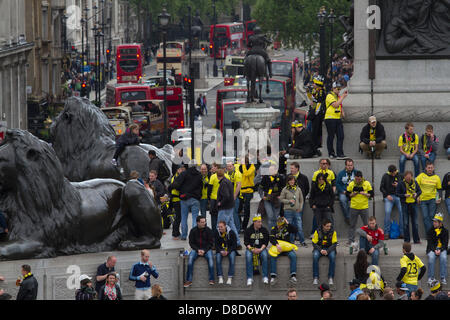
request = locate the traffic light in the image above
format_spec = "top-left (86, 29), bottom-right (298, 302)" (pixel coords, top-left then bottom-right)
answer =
top-left (80, 82), bottom-right (87, 97)
top-left (183, 75), bottom-right (188, 90)
top-left (106, 48), bottom-right (111, 59)
top-left (201, 45), bottom-right (206, 53)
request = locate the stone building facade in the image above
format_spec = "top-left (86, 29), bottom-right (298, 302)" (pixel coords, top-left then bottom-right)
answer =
top-left (0, 0), bottom-right (33, 130)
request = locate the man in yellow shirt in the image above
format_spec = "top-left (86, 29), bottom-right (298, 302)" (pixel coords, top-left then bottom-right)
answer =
top-left (208, 163), bottom-right (220, 229)
top-left (346, 171), bottom-right (373, 247)
top-left (324, 82), bottom-right (348, 159)
top-left (168, 165), bottom-right (185, 240)
top-left (396, 242), bottom-right (426, 296)
top-left (398, 122), bottom-right (420, 177)
top-left (200, 164), bottom-right (210, 218)
top-left (416, 162), bottom-right (442, 233)
top-left (239, 156), bottom-right (256, 231)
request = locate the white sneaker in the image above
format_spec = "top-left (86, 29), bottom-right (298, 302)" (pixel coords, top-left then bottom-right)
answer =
top-left (218, 276), bottom-right (224, 284)
top-left (290, 275), bottom-right (297, 283)
top-left (263, 277), bottom-right (269, 284)
top-left (441, 278), bottom-right (447, 285)
top-left (111, 159), bottom-right (118, 166)
top-left (270, 277), bottom-right (277, 285)
top-left (427, 278), bottom-right (434, 286)
top-left (313, 278), bottom-right (319, 285)
top-left (247, 278), bottom-right (253, 286)
top-left (328, 278), bottom-right (334, 285)
top-left (226, 277), bottom-right (232, 285)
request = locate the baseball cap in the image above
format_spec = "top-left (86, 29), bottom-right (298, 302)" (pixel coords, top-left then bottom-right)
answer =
top-left (79, 274), bottom-right (92, 282)
top-left (332, 81), bottom-right (342, 89)
top-left (349, 279), bottom-right (361, 286)
top-left (318, 283), bottom-right (330, 291)
top-left (430, 279), bottom-right (441, 292)
top-left (368, 116), bottom-right (377, 123)
top-left (395, 281), bottom-right (409, 291)
top-left (433, 212), bottom-right (444, 222)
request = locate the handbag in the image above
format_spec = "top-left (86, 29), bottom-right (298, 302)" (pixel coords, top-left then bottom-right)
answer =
top-left (390, 220), bottom-right (400, 239)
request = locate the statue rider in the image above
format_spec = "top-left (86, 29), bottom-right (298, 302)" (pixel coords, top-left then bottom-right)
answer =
top-left (246, 26), bottom-right (273, 78)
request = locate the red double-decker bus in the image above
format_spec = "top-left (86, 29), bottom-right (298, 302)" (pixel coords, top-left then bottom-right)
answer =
top-left (149, 86), bottom-right (184, 129)
top-left (105, 83), bottom-right (151, 107)
top-left (116, 44), bottom-right (144, 84)
top-left (209, 22), bottom-right (245, 59)
top-left (272, 59), bottom-right (297, 105)
top-left (244, 20), bottom-right (257, 45)
top-left (215, 87), bottom-right (247, 128)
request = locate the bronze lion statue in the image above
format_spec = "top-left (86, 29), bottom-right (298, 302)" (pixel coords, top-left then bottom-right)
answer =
top-left (0, 129), bottom-right (162, 261)
top-left (50, 96), bottom-right (174, 182)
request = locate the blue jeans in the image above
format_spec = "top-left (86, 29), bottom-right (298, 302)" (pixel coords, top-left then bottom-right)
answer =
top-left (405, 284), bottom-right (417, 298)
top-left (186, 249), bottom-right (214, 282)
top-left (359, 236), bottom-right (380, 266)
top-left (447, 147), bottom-right (450, 157)
top-left (180, 198), bottom-right (200, 240)
top-left (217, 207), bottom-right (241, 246)
top-left (270, 250), bottom-right (297, 276)
top-left (245, 248), bottom-right (268, 279)
top-left (284, 210), bottom-right (305, 243)
top-left (339, 192), bottom-right (351, 221)
top-left (264, 200), bottom-right (280, 231)
top-left (420, 199), bottom-right (437, 233)
top-left (399, 154), bottom-right (420, 177)
top-left (402, 203), bottom-right (420, 243)
top-left (420, 152), bottom-right (436, 171)
top-left (312, 249), bottom-right (336, 279)
top-left (233, 198), bottom-right (241, 232)
top-left (384, 196), bottom-right (403, 236)
top-left (200, 199), bottom-right (208, 217)
top-left (427, 250), bottom-right (448, 280)
top-left (216, 251), bottom-right (236, 277)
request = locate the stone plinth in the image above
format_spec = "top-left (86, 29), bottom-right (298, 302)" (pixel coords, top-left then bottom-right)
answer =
top-left (345, 0), bottom-right (450, 123)
top-left (233, 102), bottom-right (280, 130)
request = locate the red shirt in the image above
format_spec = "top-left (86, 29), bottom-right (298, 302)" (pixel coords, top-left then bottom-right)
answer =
top-left (360, 225), bottom-right (385, 246)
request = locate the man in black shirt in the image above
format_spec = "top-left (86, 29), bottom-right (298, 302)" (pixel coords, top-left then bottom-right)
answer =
top-left (269, 217), bottom-right (298, 285)
top-left (244, 215), bottom-right (269, 286)
top-left (380, 165), bottom-right (403, 240)
top-left (95, 256), bottom-right (117, 294)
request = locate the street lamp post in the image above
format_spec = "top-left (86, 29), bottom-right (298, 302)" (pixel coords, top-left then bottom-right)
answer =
top-left (159, 6), bottom-right (170, 145)
top-left (328, 8), bottom-right (336, 82)
top-left (317, 6), bottom-right (327, 80)
top-left (212, 0), bottom-right (218, 77)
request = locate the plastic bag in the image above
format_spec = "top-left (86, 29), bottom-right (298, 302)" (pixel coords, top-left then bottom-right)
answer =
top-left (390, 221), bottom-right (400, 239)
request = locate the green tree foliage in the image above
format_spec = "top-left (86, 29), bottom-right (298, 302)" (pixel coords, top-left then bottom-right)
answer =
top-left (253, 0), bottom-right (351, 54)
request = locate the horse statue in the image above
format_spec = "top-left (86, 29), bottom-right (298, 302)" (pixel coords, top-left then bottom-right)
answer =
top-left (244, 27), bottom-right (272, 103)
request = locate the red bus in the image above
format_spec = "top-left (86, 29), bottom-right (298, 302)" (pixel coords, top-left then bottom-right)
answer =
top-left (105, 83), bottom-right (151, 107)
top-left (256, 76), bottom-right (294, 146)
top-left (272, 59), bottom-right (297, 105)
top-left (209, 22), bottom-right (245, 59)
top-left (216, 99), bottom-right (246, 133)
top-left (215, 87), bottom-right (247, 128)
top-left (244, 20), bottom-right (257, 45)
top-left (149, 86), bottom-right (184, 129)
top-left (116, 44), bottom-right (144, 84)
